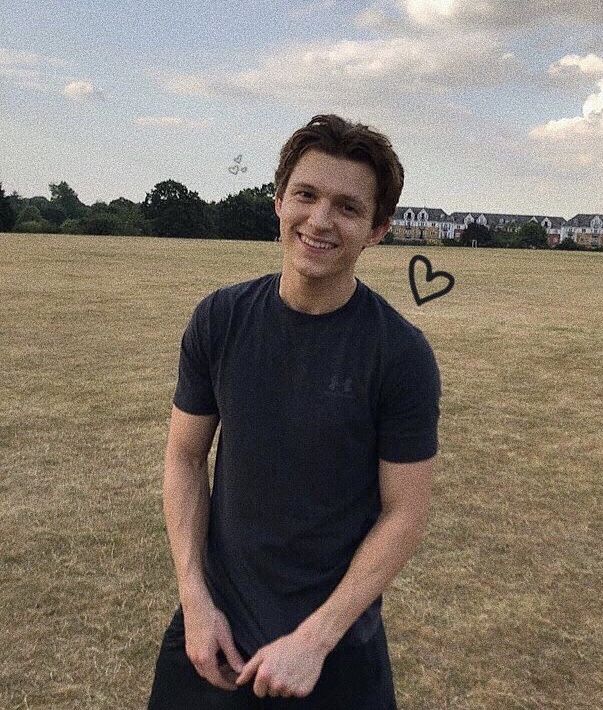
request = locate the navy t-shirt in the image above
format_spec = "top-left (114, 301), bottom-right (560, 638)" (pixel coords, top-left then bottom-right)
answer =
top-left (173, 272), bottom-right (441, 657)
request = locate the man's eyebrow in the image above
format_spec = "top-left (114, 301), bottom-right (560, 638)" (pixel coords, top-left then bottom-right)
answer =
top-left (289, 182), bottom-right (368, 209)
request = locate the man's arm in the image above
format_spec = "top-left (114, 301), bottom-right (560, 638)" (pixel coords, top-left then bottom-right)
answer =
top-left (296, 455), bottom-right (435, 652)
top-left (163, 404), bottom-right (245, 689)
top-left (236, 455), bottom-right (435, 698)
top-left (163, 404), bottom-right (218, 610)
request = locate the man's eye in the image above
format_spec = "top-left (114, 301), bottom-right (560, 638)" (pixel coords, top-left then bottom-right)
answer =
top-left (344, 205), bottom-right (357, 213)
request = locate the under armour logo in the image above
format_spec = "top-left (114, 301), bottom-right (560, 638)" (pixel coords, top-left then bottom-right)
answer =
top-left (327, 375), bottom-right (354, 398)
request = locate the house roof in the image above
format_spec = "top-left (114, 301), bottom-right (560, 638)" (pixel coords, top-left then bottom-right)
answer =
top-left (447, 212), bottom-right (567, 227)
top-left (394, 207), bottom-right (449, 221)
top-left (392, 206), bottom-right (597, 228)
top-left (567, 214), bottom-right (603, 227)
top-left (537, 216), bottom-right (567, 228)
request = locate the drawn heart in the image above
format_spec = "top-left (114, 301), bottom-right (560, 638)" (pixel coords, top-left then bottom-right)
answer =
top-left (241, 166), bottom-right (247, 173)
top-left (233, 154), bottom-right (242, 164)
top-left (228, 165), bottom-right (239, 175)
top-left (408, 255), bottom-right (455, 306)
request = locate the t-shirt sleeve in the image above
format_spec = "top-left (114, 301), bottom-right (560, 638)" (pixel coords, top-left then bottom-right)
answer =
top-left (377, 329), bottom-right (441, 463)
top-left (172, 297), bottom-right (219, 416)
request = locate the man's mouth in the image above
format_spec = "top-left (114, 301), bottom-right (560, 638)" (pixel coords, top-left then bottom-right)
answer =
top-left (297, 232), bottom-right (338, 251)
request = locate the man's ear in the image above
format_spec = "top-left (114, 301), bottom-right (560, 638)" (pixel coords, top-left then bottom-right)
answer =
top-left (274, 195), bottom-right (282, 218)
top-left (366, 217), bottom-right (392, 248)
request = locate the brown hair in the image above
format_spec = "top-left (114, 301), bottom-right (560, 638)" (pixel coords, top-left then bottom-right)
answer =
top-left (274, 114), bottom-right (404, 229)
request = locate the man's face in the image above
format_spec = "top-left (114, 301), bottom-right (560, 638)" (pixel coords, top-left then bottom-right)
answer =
top-left (274, 149), bottom-right (391, 283)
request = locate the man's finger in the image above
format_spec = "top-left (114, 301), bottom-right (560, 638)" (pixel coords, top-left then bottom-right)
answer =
top-left (220, 633), bottom-right (245, 673)
top-left (268, 685), bottom-right (284, 698)
top-left (195, 660), bottom-right (237, 691)
top-left (208, 674), bottom-right (237, 691)
top-left (218, 661), bottom-right (239, 686)
top-left (235, 653), bottom-right (262, 686)
top-left (253, 668), bottom-right (269, 698)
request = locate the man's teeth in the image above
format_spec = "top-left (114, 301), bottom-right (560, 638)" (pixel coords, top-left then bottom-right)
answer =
top-left (298, 233), bottom-right (336, 250)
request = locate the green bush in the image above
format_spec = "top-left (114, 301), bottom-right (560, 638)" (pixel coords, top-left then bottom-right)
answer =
top-left (60, 218), bottom-right (85, 234)
top-left (14, 219), bottom-right (54, 234)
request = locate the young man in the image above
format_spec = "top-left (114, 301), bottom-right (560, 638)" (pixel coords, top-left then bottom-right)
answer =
top-left (148, 114), bottom-right (441, 709)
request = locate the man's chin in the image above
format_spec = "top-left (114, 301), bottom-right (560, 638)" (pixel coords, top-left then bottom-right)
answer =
top-left (290, 262), bottom-right (331, 280)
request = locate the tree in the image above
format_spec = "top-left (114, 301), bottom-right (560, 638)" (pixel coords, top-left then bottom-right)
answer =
top-left (556, 237), bottom-right (582, 251)
top-left (8, 190), bottom-right (22, 216)
top-left (142, 180), bottom-right (213, 238)
top-left (108, 197), bottom-right (134, 213)
top-left (517, 221), bottom-right (548, 249)
top-left (14, 200), bottom-right (64, 233)
top-left (60, 218), bottom-right (85, 235)
top-left (215, 186), bottom-right (278, 240)
top-left (27, 196), bottom-right (66, 226)
top-left (49, 181), bottom-right (86, 219)
top-left (16, 218), bottom-right (53, 233)
top-left (492, 229), bottom-right (520, 248)
top-left (16, 204), bottom-right (43, 223)
top-left (108, 198), bottom-right (147, 235)
top-left (29, 195), bottom-right (52, 212)
top-left (14, 203), bottom-right (58, 233)
top-left (460, 222), bottom-right (492, 247)
top-left (257, 182), bottom-right (276, 200)
top-left (0, 183), bottom-right (16, 231)
top-left (81, 212), bottom-right (122, 235)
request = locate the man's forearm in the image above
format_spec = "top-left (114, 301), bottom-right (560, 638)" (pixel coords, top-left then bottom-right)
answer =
top-left (163, 452), bottom-right (214, 611)
top-left (296, 510), bottom-right (427, 653)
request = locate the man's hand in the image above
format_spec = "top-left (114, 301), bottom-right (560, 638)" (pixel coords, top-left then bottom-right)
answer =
top-left (235, 631), bottom-right (328, 699)
top-left (184, 604), bottom-right (245, 691)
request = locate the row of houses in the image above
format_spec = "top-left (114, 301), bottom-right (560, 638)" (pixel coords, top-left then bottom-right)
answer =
top-left (390, 208), bottom-right (603, 248)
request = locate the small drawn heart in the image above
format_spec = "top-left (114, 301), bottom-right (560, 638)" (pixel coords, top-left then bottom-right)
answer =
top-left (233, 154), bottom-right (242, 164)
top-left (228, 165), bottom-right (239, 175)
top-left (240, 166), bottom-right (247, 173)
top-left (409, 255), bottom-right (455, 306)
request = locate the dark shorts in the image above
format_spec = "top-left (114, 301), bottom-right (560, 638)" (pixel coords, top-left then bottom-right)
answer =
top-left (148, 605), bottom-right (397, 709)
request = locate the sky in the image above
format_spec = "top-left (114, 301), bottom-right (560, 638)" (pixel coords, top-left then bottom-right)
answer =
top-left (1, 0), bottom-right (602, 218)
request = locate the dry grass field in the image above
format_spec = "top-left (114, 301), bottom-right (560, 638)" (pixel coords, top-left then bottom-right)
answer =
top-left (1, 233), bottom-right (601, 709)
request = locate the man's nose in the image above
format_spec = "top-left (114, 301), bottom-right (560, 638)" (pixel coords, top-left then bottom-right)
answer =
top-left (307, 201), bottom-right (334, 230)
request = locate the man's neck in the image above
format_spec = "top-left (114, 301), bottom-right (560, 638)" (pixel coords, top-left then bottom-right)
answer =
top-left (278, 269), bottom-right (357, 315)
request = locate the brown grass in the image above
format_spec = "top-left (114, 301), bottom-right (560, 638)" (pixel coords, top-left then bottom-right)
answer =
top-left (1, 233), bottom-right (601, 709)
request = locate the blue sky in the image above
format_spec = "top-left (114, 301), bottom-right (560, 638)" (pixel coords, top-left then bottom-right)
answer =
top-left (1, 0), bottom-right (602, 218)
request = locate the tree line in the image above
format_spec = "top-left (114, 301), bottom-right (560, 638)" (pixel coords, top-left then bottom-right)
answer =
top-left (444, 221), bottom-right (590, 251)
top-left (0, 180), bottom-right (594, 250)
top-left (383, 219), bottom-right (593, 251)
top-left (0, 180), bottom-right (279, 241)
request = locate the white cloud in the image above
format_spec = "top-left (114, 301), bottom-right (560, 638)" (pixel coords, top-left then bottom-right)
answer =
top-left (156, 32), bottom-right (516, 106)
top-left (354, 6), bottom-right (384, 28)
top-left (1, 48), bottom-right (107, 100)
top-left (0, 66), bottom-right (49, 90)
top-left (405, 0), bottom-right (461, 25)
top-left (156, 73), bottom-right (211, 96)
top-left (533, 53), bottom-right (603, 142)
top-left (134, 116), bottom-right (209, 129)
top-left (400, 0), bottom-right (602, 27)
top-left (584, 82), bottom-right (603, 119)
top-left (531, 115), bottom-right (597, 139)
top-left (549, 53), bottom-right (603, 78)
top-left (530, 79), bottom-right (603, 171)
top-left (0, 47), bottom-right (67, 68)
top-left (287, 0), bottom-right (336, 18)
top-left (353, 6), bottom-right (403, 31)
top-left (63, 80), bottom-right (105, 100)
top-left (0, 47), bottom-right (68, 91)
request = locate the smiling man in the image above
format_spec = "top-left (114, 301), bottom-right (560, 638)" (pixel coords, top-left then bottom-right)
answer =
top-left (148, 114), bottom-right (441, 709)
